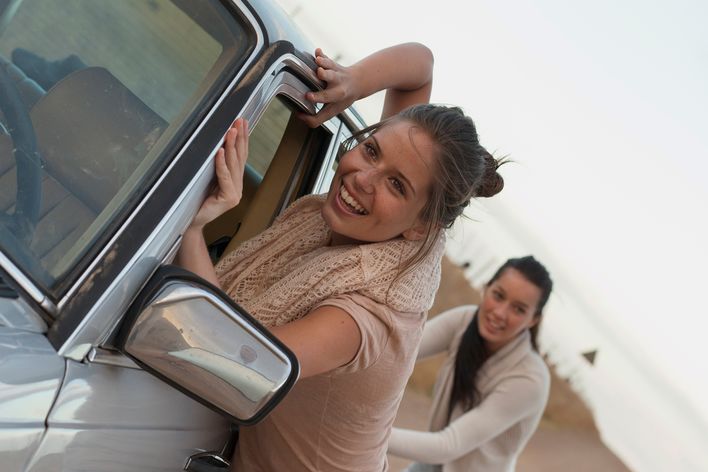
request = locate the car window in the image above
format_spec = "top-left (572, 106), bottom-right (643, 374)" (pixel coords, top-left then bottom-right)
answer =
top-left (0, 0), bottom-right (252, 293)
top-left (204, 95), bottom-right (335, 261)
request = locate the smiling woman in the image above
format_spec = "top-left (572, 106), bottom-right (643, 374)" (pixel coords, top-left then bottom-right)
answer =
top-left (176, 42), bottom-right (506, 471)
top-left (388, 256), bottom-right (554, 472)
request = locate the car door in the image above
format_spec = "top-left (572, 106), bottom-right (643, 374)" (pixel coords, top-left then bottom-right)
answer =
top-left (0, 1), bottom-right (300, 471)
top-left (27, 78), bottom-right (344, 471)
top-left (1, 2), bottom-right (360, 471)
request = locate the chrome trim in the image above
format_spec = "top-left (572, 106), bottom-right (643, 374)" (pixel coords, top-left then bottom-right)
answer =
top-left (0, 250), bottom-right (50, 311)
top-left (152, 284), bottom-right (291, 371)
top-left (57, 0), bottom-right (264, 311)
top-left (342, 108), bottom-right (366, 132)
top-left (275, 56), bottom-right (324, 90)
top-left (162, 236), bottom-right (183, 265)
top-left (124, 281), bottom-right (295, 421)
top-left (185, 452), bottom-right (230, 471)
top-left (87, 346), bottom-right (141, 370)
top-left (239, 52), bottom-right (321, 124)
top-left (310, 119), bottom-right (341, 194)
top-left (242, 71), bottom-right (317, 126)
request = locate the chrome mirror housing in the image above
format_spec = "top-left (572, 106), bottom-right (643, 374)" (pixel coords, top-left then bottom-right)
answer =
top-left (118, 265), bottom-right (298, 425)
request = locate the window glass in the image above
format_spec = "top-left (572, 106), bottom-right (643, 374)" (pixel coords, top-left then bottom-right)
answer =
top-left (248, 99), bottom-right (292, 177)
top-left (204, 97), bottom-right (295, 255)
top-left (0, 0), bottom-right (252, 293)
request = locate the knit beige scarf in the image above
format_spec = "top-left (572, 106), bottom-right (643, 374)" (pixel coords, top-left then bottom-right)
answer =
top-left (215, 194), bottom-right (445, 327)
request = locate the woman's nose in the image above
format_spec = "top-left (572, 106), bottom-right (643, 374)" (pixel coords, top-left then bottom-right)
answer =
top-left (491, 303), bottom-right (510, 321)
top-left (354, 168), bottom-right (377, 194)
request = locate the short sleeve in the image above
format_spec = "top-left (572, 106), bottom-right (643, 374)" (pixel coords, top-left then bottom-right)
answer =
top-left (312, 293), bottom-right (393, 374)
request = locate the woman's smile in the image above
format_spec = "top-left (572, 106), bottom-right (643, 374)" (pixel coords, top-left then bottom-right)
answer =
top-left (336, 184), bottom-right (368, 215)
top-left (482, 313), bottom-right (505, 334)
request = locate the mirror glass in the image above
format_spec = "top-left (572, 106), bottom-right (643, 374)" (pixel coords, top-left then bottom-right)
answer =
top-left (122, 281), bottom-right (296, 423)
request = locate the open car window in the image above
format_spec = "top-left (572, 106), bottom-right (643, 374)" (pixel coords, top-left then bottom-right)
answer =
top-left (204, 94), bottom-right (336, 262)
top-left (0, 0), bottom-right (252, 295)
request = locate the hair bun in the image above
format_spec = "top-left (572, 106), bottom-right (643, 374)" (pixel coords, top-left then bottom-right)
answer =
top-left (477, 152), bottom-right (505, 198)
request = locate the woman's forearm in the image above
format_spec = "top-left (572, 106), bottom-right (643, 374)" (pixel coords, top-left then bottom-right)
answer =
top-left (174, 226), bottom-right (221, 287)
top-left (351, 42), bottom-right (433, 99)
top-left (350, 42), bottom-right (434, 119)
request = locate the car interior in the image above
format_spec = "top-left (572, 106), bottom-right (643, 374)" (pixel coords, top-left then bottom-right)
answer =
top-left (0, 63), bottom-right (167, 278)
top-left (203, 96), bottom-right (334, 263)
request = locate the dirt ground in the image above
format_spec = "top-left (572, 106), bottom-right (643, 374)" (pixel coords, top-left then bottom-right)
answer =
top-left (387, 257), bottom-right (631, 471)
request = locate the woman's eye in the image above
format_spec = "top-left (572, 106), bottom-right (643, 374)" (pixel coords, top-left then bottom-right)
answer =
top-left (492, 290), bottom-right (503, 300)
top-left (364, 143), bottom-right (377, 159)
top-left (514, 306), bottom-right (527, 315)
top-left (390, 178), bottom-right (405, 195)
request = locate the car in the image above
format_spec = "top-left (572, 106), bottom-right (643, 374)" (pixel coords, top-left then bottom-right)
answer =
top-left (0, 0), bottom-right (364, 470)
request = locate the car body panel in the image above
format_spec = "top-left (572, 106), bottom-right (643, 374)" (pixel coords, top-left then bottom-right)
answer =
top-left (0, 297), bottom-right (47, 333)
top-left (22, 360), bottom-right (229, 472)
top-left (0, 327), bottom-right (64, 470)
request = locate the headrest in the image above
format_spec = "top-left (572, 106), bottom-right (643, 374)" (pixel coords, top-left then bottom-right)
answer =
top-left (30, 67), bottom-right (167, 213)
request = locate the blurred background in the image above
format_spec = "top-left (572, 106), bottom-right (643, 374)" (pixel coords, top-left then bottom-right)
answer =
top-left (275, 0), bottom-right (708, 470)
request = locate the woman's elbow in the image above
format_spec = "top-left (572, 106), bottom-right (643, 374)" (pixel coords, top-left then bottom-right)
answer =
top-left (408, 42), bottom-right (434, 76)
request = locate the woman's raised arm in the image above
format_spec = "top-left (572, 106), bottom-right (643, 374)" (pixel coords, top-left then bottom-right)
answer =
top-left (174, 118), bottom-right (248, 286)
top-left (299, 42), bottom-right (434, 127)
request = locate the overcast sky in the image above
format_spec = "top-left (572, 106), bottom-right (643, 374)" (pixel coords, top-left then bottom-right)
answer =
top-left (276, 0), bottom-right (708, 467)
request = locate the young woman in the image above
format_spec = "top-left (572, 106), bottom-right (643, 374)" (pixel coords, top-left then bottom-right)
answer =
top-left (176, 43), bottom-right (505, 471)
top-left (388, 256), bottom-right (553, 472)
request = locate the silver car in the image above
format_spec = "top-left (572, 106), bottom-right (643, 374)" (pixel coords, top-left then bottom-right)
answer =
top-left (0, 0), bottom-right (363, 470)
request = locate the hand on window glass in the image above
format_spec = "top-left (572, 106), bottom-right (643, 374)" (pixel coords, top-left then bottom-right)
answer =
top-left (190, 118), bottom-right (248, 229)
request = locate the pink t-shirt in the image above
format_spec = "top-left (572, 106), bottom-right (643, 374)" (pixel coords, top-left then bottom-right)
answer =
top-left (232, 292), bottom-right (425, 471)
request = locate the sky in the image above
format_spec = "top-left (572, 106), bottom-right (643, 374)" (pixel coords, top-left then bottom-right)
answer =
top-left (276, 0), bottom-right (708, 468)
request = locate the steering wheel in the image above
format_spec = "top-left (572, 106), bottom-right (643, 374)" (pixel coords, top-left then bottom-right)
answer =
top-left (0, 64), bottom-right (42, 242)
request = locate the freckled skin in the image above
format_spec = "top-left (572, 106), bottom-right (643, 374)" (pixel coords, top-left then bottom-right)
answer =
top-left (477, 268), bottom-right (543, 353)
top-left (321, 120), bottom-right (436, 246)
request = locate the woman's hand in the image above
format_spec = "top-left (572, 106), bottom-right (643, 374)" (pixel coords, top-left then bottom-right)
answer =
top-left (298, 49), bottom-right (361, 128)
top-left (298, 43), bottom-right (433, 127)
top-left (190, 118), bottom-right (249, 229)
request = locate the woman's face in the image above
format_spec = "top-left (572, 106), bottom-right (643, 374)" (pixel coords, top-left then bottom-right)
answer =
top-left (477, 268), bottom-right (543, 353)
top-left (321, 120), bottom-right (437, 245)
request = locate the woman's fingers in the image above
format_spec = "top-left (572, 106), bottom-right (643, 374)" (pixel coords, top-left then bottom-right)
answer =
top-left (217, 118), bottom-right (249, 207)
top-left (224, 118), bottom-right (248, 170)
top-left (297, 103), bottom-right (342, 128)
top-left (214, 148), bottom-right (239, 205)
top-left (300, 48), bottom-right (354, 127)
top-left (234, 118), bottom-right (248, 175)
top-left (315, 53), bottom-right (338, 72)
top-left (316, 66), bottom-right (337, 83)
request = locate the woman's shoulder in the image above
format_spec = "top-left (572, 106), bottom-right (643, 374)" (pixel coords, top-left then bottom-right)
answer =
top-left (511, 348), bottom-right (551, 395)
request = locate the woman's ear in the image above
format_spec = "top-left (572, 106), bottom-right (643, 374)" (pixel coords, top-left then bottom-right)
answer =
top-left (528, 313), bottom-right (542, 328)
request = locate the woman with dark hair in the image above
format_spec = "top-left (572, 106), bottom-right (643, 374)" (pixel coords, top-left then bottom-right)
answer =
top-left (177, 43), bottom-right (506, 471)
top-left (388, 256), bottom-right (553, 472)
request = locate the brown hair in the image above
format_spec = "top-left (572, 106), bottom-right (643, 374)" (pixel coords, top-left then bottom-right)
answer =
top-left (340, 104), bottom-right (505, 271)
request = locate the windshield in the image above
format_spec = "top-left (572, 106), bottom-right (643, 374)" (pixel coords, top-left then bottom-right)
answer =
top-left (0, 0), bottom-right (252, 295)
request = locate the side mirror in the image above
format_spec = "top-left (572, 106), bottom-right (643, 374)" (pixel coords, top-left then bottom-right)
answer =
top-left (117, 265), bottom-right (298, 425)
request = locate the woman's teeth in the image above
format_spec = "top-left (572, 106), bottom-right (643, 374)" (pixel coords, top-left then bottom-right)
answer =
top-left (488, 318), bottom-right (504, 331)
top-left (340, 186), bottom-right (368, 215)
